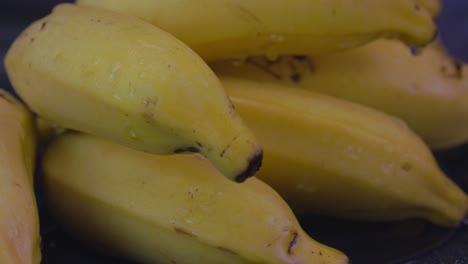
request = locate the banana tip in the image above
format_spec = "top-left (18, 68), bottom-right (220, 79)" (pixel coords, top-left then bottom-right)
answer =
top-left (235, 149), bottom-right (263, 183)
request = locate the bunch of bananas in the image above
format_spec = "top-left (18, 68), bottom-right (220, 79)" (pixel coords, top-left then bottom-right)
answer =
top-left (2, 1), bottom-right (467, 263)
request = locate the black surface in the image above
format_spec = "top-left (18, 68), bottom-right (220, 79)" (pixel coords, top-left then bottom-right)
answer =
top-left (1, 1), bottom-right (468, 263)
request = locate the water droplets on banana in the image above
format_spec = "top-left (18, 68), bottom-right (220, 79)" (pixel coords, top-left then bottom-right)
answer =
top-left (125, 126), bottom-right (138, 140)
top-left (343, 145), bottom-right (363, 160)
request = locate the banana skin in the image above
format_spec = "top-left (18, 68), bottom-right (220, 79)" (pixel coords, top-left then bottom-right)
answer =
top-left (76, 0), bottom-right (437, 61)
top-left (42, 132), bottom-right (349, 264)
top-left (211, 39), bottom-right (468, 150)
top-left (417, 0), bottom-right (441, 16)
top-left (220, 77), bottom-right (468, 227)
top-left (4, 4), bottom-right (262, 182)
top-left (0, 89), bottom-right (41, 263)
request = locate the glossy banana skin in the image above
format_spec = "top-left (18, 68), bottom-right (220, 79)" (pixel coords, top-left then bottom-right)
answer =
top-left (211, 39), bottom-right (468, 150)
top-left (4, 4), bottom-right (262, 182)
top-left (221, 77), bottom-right (468, 227)
top-left (76, 0), bottom-right (436, 61)
top-left (0, 89), bottom-right (41, 263)
top-left (42, 132), bottom-right (349, 264)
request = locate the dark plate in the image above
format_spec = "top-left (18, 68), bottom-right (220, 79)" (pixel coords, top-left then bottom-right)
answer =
top-left (1, 1), bottom-right (468, 263)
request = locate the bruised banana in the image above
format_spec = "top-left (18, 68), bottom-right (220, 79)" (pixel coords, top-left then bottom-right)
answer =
top-left (42, 132), bottom-right (349, 264)
top-left (211, 39), bottom-right (468, 150)
top-left (220, 77), bottom-right (468, 227)
top-left (0, 89), bottom-right (41, 263)
top-left (4, 4), bottom-right (262, 182)
top-left (77, 0), bottom-right (437, 61)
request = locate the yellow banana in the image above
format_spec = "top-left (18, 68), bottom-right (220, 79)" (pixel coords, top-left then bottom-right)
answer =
top-left (4, 4), bottom-right (262, 182)
top-left (211, 39), bottom-right (468, 150)
top-left (220, 77), bottom-right (468, 227)
top-left (0, 89), bottom-right (41, 263)
top-left (76, 0), bottom-right (437, 61)
top-left (418, 0), bottom-right (441, 16)
top-left (42, 132), bottom-right (349, 264)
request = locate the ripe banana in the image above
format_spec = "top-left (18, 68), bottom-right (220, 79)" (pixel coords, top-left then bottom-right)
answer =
top-left (418, 0), bottom-right (441, 16)
top-left (76, 0), bottom-right (437, 61)
top-left (0, 89), bottom-right (41, 263)
top-left (220, 77), bottom-right (468, 227)
top-left (42, 132), bottom-right (349, 264)
top-left (4, 4), bottom-right (262, 182)
top-left (211, 39), bottom-right (468, 150)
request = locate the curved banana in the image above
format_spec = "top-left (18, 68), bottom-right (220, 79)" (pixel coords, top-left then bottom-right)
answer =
top-left (211, 39), bottom-right (468, 150)
top-left (220, 77), bottom-right (468, 227)
top-left (42, 132), bottom-right (349, 264)
top-left (4, 4), bottom-right (262, 182)
top-left (0, 89), bottom-right (41, 263)
top-left (76, 0), bottom-right (436, 61)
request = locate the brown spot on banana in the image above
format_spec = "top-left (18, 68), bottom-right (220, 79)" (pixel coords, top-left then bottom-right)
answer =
top-left (441, 59), bottom-right (463, 79)
top-left (174, 139), bottom-right (261, 183)
top-left (287, 231), bottom-right (299, 255)
top-left (187, 187), bottom-right (199, 199)
top-left (289, 73), bottom-right (301, 83)
top-left (40, 21), bottom-right (48, 31)
top-left (303, 56), bottom-right (316, 74)
top-left (401, 162), bottom-right (412, 171)
top-left (220, 135), bottom-right (239, 158)
top-left (142, 96), bottom-right (159, 124)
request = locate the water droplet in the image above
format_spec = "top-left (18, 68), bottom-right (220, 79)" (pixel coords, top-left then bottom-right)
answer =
top-left (269, 33), bottom-right (285, 43)
top-left (126, 126), bottom-right (137, 139)
top-left (112, 94), bottom-right (122, 101)
top-left (109, 62), bottom-right (121, 81)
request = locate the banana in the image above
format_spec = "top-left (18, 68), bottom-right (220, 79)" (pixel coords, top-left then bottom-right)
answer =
top-left (417, 0), bottom-right (441, 16)
top-left (42, 132), bottom-right (349, 264)
top-left (211, 39), bottom-right (468, 150)
top-left (0, 89), bottom-right (41, 263)
top-left (4, 4), bottom-right (262, 182)
top-left (76, 0), bottom-right (437, 61)
top-left (219, 77), bottom-right (468, 227)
